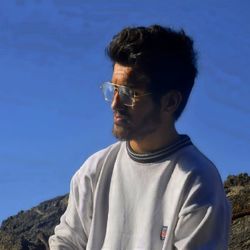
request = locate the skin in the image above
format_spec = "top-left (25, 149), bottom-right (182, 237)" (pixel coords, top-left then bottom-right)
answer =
top-left (111, 63), bottom-right (182, 154)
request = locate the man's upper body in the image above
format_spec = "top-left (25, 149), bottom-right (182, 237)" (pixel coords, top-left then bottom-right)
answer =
top-left (49, 137), bottom-right (230, 250)
top-left (49, 25), bottom-right (231, 249)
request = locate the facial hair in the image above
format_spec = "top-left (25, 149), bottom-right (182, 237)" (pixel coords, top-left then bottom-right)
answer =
top-left (112, 104), bottom-right (162, 141)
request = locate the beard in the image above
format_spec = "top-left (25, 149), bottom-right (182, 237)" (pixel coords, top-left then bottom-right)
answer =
top-left (112, 105), bottom-right (162, 141)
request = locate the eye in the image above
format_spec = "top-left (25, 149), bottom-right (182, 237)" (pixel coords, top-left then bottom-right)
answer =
top-left (133, 91), bottom-right (140, 97)
top-left (119, 86), bottom-right (132, 96)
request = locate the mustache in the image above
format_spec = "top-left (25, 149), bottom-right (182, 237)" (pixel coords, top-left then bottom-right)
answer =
top-left (113, 109), bottom-right (129, 117)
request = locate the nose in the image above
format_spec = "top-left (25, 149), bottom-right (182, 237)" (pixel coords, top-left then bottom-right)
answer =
top-left (111, 91), bottom-right (122, 110)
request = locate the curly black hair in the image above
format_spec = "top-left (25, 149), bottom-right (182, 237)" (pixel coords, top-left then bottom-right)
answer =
top-left (106, 25), bottom-right (198, 120)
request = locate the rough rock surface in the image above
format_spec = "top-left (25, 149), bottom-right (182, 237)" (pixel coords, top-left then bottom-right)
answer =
top-left (225, 173), bottom-right (250, 250)
top-left (0, 195), bottom-right (68, 250)
top-left (0, 173), bottom-right (249, 250)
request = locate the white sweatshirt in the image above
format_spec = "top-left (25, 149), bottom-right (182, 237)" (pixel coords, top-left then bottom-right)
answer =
top-left (49, 136), bottom-right (231, 250)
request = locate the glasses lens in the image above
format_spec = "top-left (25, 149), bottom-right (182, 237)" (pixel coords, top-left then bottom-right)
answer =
top-left (101, 82), bottom-right (133, 106)
top-left (102, 82), bottom-right (115, 102)
top-left (118, 86), bottom-right (133, 106)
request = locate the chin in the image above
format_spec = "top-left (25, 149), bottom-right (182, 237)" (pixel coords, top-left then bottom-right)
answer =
top-left (112, 124), bottom-right (132, 141)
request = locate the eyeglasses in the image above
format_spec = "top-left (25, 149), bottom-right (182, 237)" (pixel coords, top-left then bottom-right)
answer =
top-left (100, 82), bottom-right (152, 107)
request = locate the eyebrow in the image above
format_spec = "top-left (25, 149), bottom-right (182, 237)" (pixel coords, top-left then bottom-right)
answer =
top-left (109, 81), bottom-right (136, 88)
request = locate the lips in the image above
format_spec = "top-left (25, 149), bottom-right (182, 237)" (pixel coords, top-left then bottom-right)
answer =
top-left (113, 112), bottom-right (129, 125)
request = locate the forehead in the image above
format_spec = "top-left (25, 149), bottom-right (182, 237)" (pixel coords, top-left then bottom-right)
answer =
top-left (112, 63), bottom-right (149, 89)
top-left (112, 64), bottom-right (133, 83)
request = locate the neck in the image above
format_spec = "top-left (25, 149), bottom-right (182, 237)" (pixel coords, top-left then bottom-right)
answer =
top-left (129, 126), bottom-right (180, 154)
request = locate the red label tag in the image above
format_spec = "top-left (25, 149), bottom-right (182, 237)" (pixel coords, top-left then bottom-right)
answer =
top-left (160, 226), bottom-right (168, 240)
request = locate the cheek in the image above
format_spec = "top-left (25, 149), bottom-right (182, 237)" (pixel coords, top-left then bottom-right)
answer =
top-left (130, 103), bottom-right (155, 121)
top-left (137, 100), bottom-right (156, 114)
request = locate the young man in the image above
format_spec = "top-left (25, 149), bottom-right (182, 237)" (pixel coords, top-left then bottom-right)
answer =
top-left (49, 25), bottom-right (231, 249)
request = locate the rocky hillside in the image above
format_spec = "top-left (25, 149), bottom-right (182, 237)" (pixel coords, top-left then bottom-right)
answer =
top-left (0, 195), bottom-right (68, 250)
top-left (225, 173), bottom-right (250, 249)
top-left (0, 173), bottom-right (249, 250)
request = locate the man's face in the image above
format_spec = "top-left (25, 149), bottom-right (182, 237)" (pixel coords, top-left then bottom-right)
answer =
top-left (111, 63), bottom-right (162, 141)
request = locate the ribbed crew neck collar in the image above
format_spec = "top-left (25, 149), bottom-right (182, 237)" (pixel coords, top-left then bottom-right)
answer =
top-left (126, 134), bottom-right (192, 163)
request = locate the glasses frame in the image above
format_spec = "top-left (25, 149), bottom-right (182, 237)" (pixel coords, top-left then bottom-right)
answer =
top-left (100, 81), bottom-right (152, 107)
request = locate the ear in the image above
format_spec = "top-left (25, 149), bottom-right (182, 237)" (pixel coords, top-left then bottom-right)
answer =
top-left (161, 90), bottom-right (182, 114)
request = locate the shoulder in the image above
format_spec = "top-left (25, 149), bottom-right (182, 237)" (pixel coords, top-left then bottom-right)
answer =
top-left (72, 141), bottom-right (123, 184)
top-left (176, 144), bottom-right (222, 183)
top-left (172, 145), bottom-right (231, 222)
top-left (171, 145), bottom-right (226, 202)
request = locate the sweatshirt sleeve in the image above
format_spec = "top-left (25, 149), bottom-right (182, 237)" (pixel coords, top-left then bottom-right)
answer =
top-left (49, 167), bottom-right (93, 250)
top-left (173, 174), bottom-right (231, 250)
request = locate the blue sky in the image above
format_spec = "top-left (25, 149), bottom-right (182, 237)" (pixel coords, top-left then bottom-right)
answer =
top-left (0, 0), bottom-right (249, 223)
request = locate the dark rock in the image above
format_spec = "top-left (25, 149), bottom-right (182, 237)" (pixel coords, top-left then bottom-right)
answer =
top-left (0, 174), bottom-right (249, 249)
top-left (226, 174), bottom-right (250, 250)
top-left (0, 195), bottom-right (68, 250)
